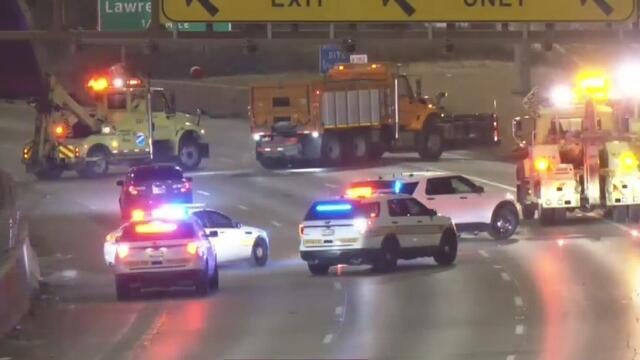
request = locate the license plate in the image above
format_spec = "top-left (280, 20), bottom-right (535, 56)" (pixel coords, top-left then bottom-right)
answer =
top-left (322, 228), bottom-right (334, 236)
top-left (152, 186), bottom-right (165, 194)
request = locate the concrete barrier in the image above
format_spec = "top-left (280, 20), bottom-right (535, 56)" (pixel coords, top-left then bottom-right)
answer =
top-left (0, 170), bottom-right (40, 337)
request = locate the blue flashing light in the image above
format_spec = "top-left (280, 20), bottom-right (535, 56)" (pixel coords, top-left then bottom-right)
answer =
top-left (151, 204), bottom-right (188, 220)
top-left (316, 203), bottom-right (353, 212)
top-left (394, 180), bottom-right (402, 194)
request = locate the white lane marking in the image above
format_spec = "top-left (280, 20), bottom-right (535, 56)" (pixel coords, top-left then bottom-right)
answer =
top-left (271, 220), bottom-right (282, 227)
top-left (334, 281), bottom-right (342, 290)
top-left (322, 334), bottom-right (334, 344)
top-left (335, 306), bottom-right (343, 316)
top-left (325, 183), bottom-right (338, 189)
top-left (506, 355), bottom-right (516, 360)
top-left (237, 205), bottom-right (249, 211)
top-left (515, 324), bottom-right (525, 335)
top-left (501, 272), bottom-right (512, 281)
top-left (197, 190), bottom-right (211, 196)
top-left (514, 296), bottom-right (524, 307)
top-left (478, 250), bottom-right (490, 258)
top-left (493, 264), bottom-right (502, 269)
top-left (188, 169), bottom-right (253, 177)
top-left (218, 157), bottom-right (234, 162)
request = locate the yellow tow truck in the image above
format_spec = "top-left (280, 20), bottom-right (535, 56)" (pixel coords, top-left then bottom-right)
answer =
top-left (22, 65), bottom-right (210, 180)
top-left (513, 70), bottom-right (640, 224)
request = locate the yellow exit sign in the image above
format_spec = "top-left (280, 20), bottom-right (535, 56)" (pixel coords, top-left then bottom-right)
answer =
top-left (162, 0), bottom-right (635, 22)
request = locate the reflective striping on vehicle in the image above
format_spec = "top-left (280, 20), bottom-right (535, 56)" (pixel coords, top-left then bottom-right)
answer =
top-left (58, 144), bottom-right (76, 159)
top-left (23, 144), bottom-right (32, 160)
top-left (369, 225), bottom-right (445, 236)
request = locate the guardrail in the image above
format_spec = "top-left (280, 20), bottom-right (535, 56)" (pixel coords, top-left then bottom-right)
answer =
top-left (0, 171), bottom-right (40, 337)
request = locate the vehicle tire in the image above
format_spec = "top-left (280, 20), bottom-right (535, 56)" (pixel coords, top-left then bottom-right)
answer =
top-left (612, 206), bottom-right (629, 223)
top-left (308, 263), bottom-right (330, 276)
top-left (539, 207), bottom-right (556, 226)
top-left (522, 204), bottom-right (536, 220)
top-left (553, 208), bottom-right (567, 224)
top-left (208, 263), bottom-right (219, 291)
top-left (115, 275), bottom-right (132, 301)
top-left (416, 124), bottom-right (444, 161)
top-left (257, 155), bottom-right (284, 170)
top-left (489, 205), bottom-right (519, 240)
top-left (434, 229), bottom-right (458, 266)
top-left (321, 133), bottom-right (343, 166)
top-left (629, 205), bottom-right (640, 223)
top-left (252, 237), bottom-right (269, 267)
top-left (373, 237), bottom-right (399, 272)
top-left (34, 165), bottom-right (64, 181)
top-left (82, 146), bottom-right (110, 178)
top-left (194, 269), bottom-right (210, 296)
top-left (345, 132), bottom-right (369, 163)
top-left (178, 137), bottom-right (202, 171)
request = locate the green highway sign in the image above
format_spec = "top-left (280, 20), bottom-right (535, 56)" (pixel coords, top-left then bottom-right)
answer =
top-left (98, 0), bottom-right (230, 32)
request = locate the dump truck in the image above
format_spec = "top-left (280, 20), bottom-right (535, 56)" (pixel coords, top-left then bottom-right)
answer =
top-left (249, 63), bottom-right (500, 169)
top-left (22, 65), bottom-right (210, 180)
top-left (513, 71), bottom-right (640, 225)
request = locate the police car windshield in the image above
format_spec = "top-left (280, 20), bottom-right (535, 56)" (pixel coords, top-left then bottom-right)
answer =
top-left (131, 167), bottom-right (183, 182)
top-left (305, 201), bottom-right (380, 221)
top-left (120, 221), bottom-right (195, 242)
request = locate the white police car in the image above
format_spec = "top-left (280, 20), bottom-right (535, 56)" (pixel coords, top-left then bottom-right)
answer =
top-left (190, 209), bottom-right (270, 267)
top-left (347, 172), bottom-right (520, 240)
top-left (104, 218), bottom-right (219, 300)
top-left (299, 193), bottom-right (458, 275)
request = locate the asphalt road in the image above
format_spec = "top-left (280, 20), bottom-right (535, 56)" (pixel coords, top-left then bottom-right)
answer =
top-left (2, 102), bottom-right (640, 360)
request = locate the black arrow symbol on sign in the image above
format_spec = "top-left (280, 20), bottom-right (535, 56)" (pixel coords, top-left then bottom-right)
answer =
top-left (383, 0), bottom-right (416, 17)
top-left (580, 0), bottom-right (614, 16)
top-left (185, 0), bottom-right (219, 17)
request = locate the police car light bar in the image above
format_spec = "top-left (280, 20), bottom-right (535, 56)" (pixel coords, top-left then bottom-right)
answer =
top-left (135, 221), bottom-right (178, 234)
top-left (316, 203), bottom-right (353, 212)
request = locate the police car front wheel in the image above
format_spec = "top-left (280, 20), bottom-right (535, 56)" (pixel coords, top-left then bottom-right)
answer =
top-left (434, 230), bottom-right (458, 266)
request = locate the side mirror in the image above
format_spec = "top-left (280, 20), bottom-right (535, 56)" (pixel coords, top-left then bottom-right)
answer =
top-left (437, 91), bottom-right (447, 99)
top-left (512, 117), bottom-right (527, 145)
top-left (116, 180), bottom-right (124, 187)
top-left (207, 230), bottom-right (219, 238)
top-left (415, 78), bottom-right (422, 98)
top-left (474, 186), bottom-right (485, 194)
top-left (234, 222), bottom-right (242, 229)
top-left (168, 91), bottom-right (176, 115)
top-left (427, 208), bottom-right (438, 217)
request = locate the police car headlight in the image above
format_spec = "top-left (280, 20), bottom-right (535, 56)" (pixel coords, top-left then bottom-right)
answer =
top-left (101, 126), bottom-right (112, 134)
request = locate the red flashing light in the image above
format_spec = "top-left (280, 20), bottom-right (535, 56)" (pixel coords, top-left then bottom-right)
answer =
top-left (298, 224), bottom-right (305, 236)
top-left (346, 187), bottom-right (373, 199)
top-left (88, 76), bottom-right (109, 92)
top-left (135, 221), bottom-right (178, 234)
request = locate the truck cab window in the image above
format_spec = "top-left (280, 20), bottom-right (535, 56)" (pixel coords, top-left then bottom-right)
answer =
top-left (151, 91), bottom-right (169, 113)
top-left (397, 76), bottom-right (414, 99)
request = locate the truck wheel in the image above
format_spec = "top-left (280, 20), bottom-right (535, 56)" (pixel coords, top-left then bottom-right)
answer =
top-left (345, 133), bottom-right (369, 163)
top-left (434, 229), bottom-right (458, 266)
top-left (308, 263), bottom-right (330, 276)
top-left (612, 206), bottom-right (629, 223)
top-left (553, 208), bottom-right (567, 224)
top-left (321, 133), bottom-right (342, 165)
top-left (82, 146), bottom-right (110, 178)
top-left (489, 205), bottom-right (519, 240)
top-left (178, 138), bottom-right (202, 171)
top-left (522, 204), bottom-right (536, 220)
top-left (34, 164), bottom-right (64, 181)
top-left (417, 125), bottom-right (444, 161)
top-left (539, 208), bottom-right (556, 226)
top-left (629, 205), bottom-right (640, 223)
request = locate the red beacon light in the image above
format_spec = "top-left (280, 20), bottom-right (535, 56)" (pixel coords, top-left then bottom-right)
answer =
top-left (87, 76), bottom-right (109, 92)
top-left (345, 186), bottom-right (373, 199)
